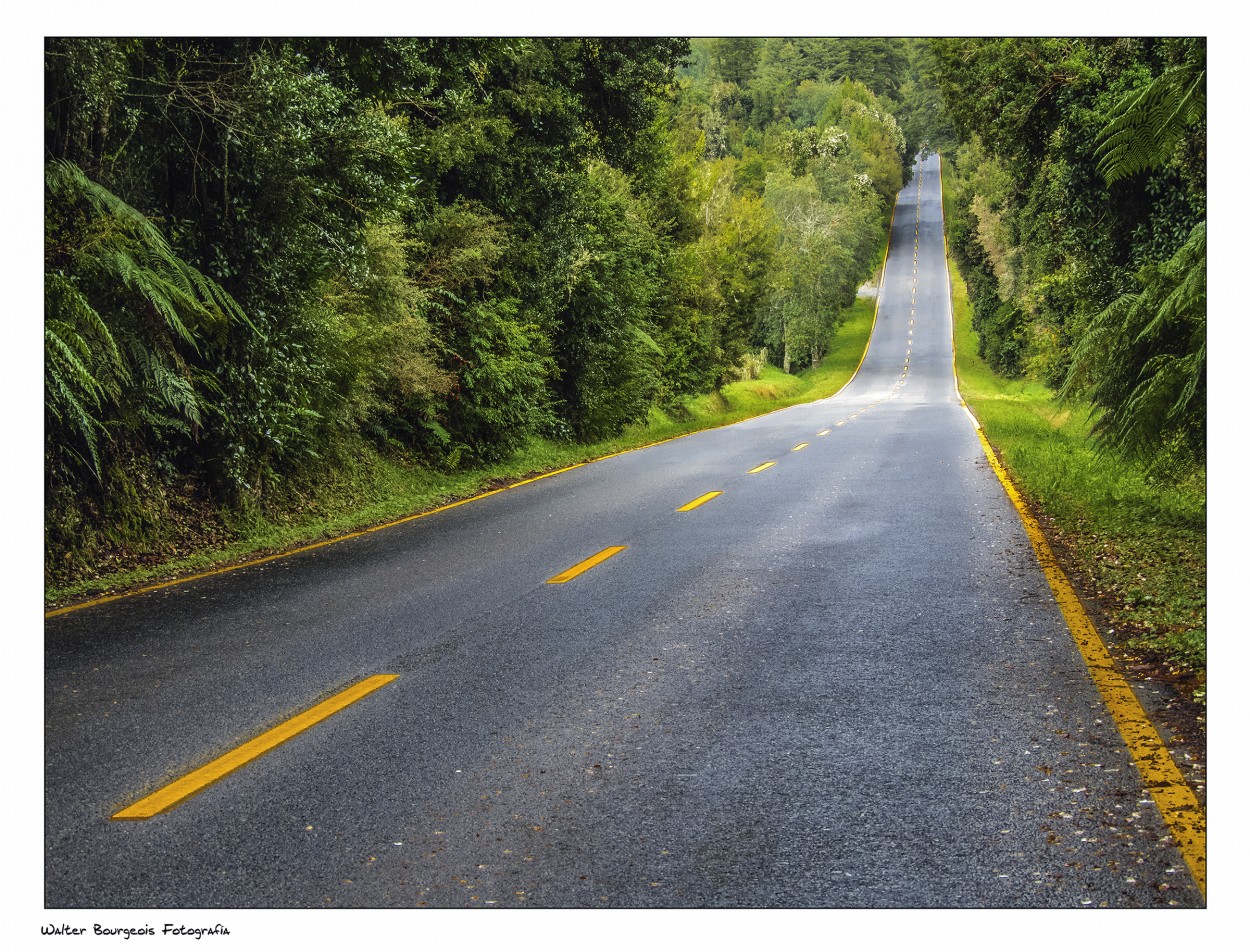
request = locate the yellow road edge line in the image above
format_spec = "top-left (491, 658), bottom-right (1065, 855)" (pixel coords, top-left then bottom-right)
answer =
top-left (833, 198), bottom-right (895, 391)
top-left (111, 674), bottom-right (399, 820)
top-left (509, 462), bottom-right (586, 488)
top-left (45, 486), bottom-right (516, 619)
top-left (936, 154), bottom-right (1206, 899)
top-left (746, 461), bottom-right (776, 474)
top-left (973, 428), bottom-right (1206, 898)
top-left (791, 442), bottom-right (809, 452)
top-left (546, 545), bottom-right (628, 584)
top-left (676, 491), bottom-right (723, 513)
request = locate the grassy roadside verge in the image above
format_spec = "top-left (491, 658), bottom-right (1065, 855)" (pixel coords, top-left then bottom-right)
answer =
top-left (45, 296), bottom-right (879, 611)
top-left (947, 258), bottom-right (1207, 701)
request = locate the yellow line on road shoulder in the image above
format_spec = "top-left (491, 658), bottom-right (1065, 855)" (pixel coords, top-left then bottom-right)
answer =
top-left (509, 463), bottom-right (586, 488)
top-left (546, 545), bottom-right (628, 584)
top-left (45, 487), bottom-right (514, 619)
top-left (677, 491), bottom-right (723, 512)
top-left (973, 413), bottom-right (1206, 898)
top-left (941, 148), bottom-right (1203, 897)
top-left (746, 461), bottom-right (776, 474)
top-left (112, 674), bottom-right (399, 820)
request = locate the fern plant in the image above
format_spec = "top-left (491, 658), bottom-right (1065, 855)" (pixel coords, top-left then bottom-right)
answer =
top-left (45, 159), bottom-right (250, 479)
top-left (1069, 46), bottom-right (1206, 461)
top-left (1063, 221), bottom-right (1205, 459)
top-left (44, 273), bottom-right (124, 475)
top-left (1094, 61), bottom-right (1204, 186)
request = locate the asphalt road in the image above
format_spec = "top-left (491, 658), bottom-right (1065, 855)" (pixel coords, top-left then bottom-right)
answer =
top-left (44, 154), bottom-right (1202, 908)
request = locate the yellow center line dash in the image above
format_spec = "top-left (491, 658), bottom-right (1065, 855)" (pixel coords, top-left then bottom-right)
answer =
top-left (546, 545), bottom-right (628, 584)
top-left (677, 491), bottom-right (723, 512)
top-left (112, 673), bottom-right (400, 820)
top-left (747, 461), bottom-right (776, 474)
top-left (818, 429), bottom-right (831, 436)
top-left (791, 442), bottom-right (809, 452)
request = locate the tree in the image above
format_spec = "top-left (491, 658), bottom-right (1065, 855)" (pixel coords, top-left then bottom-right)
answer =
top-left (1064, 41), bottom-right (1206, 459)
top-left (759, 170), bottom-right (854, 370)
top-left (706, 38), bottom-right (760, 87)
top-left (541, 161), bottom-right (665, 441)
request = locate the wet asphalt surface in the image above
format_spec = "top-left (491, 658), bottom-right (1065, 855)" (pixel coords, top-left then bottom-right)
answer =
top-left (44, 155), bottom-right (1202, 909)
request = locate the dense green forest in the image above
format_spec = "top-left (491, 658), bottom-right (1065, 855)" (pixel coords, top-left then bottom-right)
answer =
top-left (44, 37), bottom-right (914, 582)
top-left (45, 37), bottom-right (1205, 592)
top-left (931, 38), bottom-right (1205, 465)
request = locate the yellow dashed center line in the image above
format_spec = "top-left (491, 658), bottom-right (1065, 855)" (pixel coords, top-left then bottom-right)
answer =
top-left (546, 545), bottom-right (628, 584)
top-left (791, 442), bottom-right (809, 452)
top-left (676, 491), bottom-right (722, 512)
top-left (746, 461), bottom-right (776, 474)
top-left (817, 428), bottom-right (831, 436)
top-left (112, 673), bottom-right (400, 820)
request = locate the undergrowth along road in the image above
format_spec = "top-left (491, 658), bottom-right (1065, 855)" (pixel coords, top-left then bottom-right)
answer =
top-left (46, 298), bottom-right (880, 611)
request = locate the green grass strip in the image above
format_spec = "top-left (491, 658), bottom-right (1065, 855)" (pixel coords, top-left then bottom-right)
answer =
top-left (947, 247), bottom-right (1205, 685)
